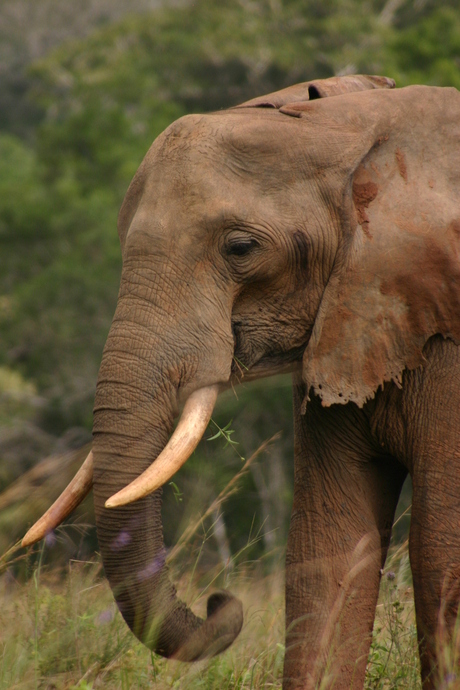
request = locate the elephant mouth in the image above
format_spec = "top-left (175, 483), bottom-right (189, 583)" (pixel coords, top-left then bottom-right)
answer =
top-left (231, 329), bottom-right (307, 382)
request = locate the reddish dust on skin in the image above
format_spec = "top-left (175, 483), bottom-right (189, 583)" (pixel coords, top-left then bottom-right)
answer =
top-left (395, 147), bottom-right (408, 182)
top-left (449, 219), bottom-right (460, 240)
top-left (314, 304), bottom-right (355, 356)
top-left (352, 180), bottom-right (379, 237)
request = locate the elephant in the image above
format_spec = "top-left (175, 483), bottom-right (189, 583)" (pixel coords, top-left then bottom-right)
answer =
top-left (23, 73), bottom-right (460, 689)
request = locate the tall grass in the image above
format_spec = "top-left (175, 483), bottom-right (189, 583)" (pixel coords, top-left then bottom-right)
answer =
top-left (2, 463), bottom-right (454, 689)
top-left (1, 537), bottom-right (427, 688)
top-left (0, 555), bottom-right (286, 689)
top-left (366, 543), bottom-right (420, 689)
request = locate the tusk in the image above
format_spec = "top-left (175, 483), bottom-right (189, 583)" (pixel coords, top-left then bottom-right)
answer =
top-left (105, 384), bottom-right (219, 509)
top-left (22, 451), bottom-right (93, 548)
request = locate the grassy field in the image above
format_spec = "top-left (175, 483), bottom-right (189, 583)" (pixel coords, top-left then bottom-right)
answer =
top-left (0, 529), bottom-right (427, 690)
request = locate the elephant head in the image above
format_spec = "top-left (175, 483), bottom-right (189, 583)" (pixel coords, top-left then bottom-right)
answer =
top-left (23, 74), bottom-right (460, 662)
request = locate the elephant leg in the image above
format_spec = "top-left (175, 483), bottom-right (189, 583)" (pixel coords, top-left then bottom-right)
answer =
top-left (404, 339), bottom-right (460, 688)
top-left (410, 473), bottom-right (460, 689)
top-left (283, 385), bottom-right (406, 690)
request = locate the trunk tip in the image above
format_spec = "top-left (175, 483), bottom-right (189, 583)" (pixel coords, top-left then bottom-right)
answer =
top-left (172, 590), bottom-right (244, 661)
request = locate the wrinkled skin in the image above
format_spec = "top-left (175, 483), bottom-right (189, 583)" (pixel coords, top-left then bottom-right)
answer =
top-left (92, 75), bottom-right (460, 689)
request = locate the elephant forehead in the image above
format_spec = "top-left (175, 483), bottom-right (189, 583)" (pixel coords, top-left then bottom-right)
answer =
top-left (129, 169), bottom-right (295, 250)
top-left (122, 110), bottom-right (333, 254)
top-left (148, 110), bottom-right (311, 183)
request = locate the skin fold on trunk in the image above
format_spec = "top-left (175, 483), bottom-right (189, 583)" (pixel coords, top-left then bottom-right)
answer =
top-left (92, 320), bottom-right (242, 660)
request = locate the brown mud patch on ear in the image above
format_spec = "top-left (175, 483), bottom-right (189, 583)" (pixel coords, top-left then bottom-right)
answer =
top-left (395, 148), bottom-right (408, 182)
top-left (449, 219), bottom-right (460, 239)
top-left (316, 304), bottom-right (354, 356)
top-left (352, 180), bottom-right (379, 228)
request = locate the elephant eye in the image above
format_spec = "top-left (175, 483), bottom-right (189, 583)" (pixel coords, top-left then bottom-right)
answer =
top-left (226, 238), bottom-right (259, 257)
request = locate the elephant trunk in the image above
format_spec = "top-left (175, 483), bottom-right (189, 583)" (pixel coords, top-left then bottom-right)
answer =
top-left (92, 311), bottom-right (242, 659)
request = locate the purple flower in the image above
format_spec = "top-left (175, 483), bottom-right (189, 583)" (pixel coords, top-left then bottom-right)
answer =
top-left (45, 531), bottom-right (56, 547)
top-left (111, 530), bottom-right (132, 550)
top-left (97, 608), bottom-right (115, 625)
top-left (137, 549), bottom-right (167, 581)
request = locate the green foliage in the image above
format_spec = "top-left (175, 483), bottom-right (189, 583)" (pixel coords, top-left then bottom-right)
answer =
top-left (208, 419), bottom-right (245, 461)
top-left (0, 365), bottom-right (37, 425)
top-left (0, 134), bottom-right (52, 287)
top-left (388, 6), bottom-right (460, 88)
top-left (0, 132), bottom-right (122, 429)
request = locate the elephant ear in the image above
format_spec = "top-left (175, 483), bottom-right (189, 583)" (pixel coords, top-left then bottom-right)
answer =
top-left (300, 84), bottom-right (460, 407)
top-left (236, 74), bottom-right (395, 111)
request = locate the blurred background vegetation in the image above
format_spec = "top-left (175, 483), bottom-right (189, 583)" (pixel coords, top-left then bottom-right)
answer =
top-left (1, 0), bottom-right (459, 569)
